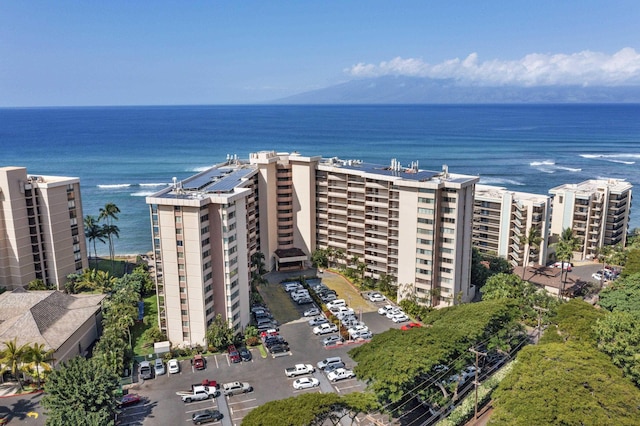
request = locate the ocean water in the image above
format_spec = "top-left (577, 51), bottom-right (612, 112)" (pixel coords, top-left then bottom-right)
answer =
top-left (1, 104), bottom-right (639, 255)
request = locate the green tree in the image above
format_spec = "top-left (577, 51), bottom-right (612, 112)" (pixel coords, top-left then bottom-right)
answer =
top-left (41, 357), bottom-right (119, 426)
top-left (83, 215), bottom-right (105, 269)
top-left (490, 342), bottom-right (640, 425)
top-left (520, 226), bottom-right (542, 279)
top-left (242, 392), bottom-right (379, 426)
top-left (205, 314), bottom-right (235, 350)
top-left (311, 249), bottom-right (329, 269)
top-left (27, 279), bottom-right (47, 290)
top-left (595, 311), bottom-right (640, 386)
top-left (620, 249), bottom-right (640, 279)
top-left (25, 343), bottom-right (54, 389)
top-left (0, 338), bottom-right (29, 391)
top-left (470, 247), bottom-right (490, 287)
top-left (99, 202), bottom-right (121, 268)
top-left (553, 227), bottom-right (581, 297)
top-left (599, 272), bottom-right (640, 313)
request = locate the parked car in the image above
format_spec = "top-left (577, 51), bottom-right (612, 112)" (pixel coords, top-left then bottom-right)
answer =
top-left (239, 347), bottom-right (252, 362)
top-left (296, 297), bottom-right (313, 305)
top-left (326, 299), bottom-right (346, 310)
top-left (192, 354), bottom-right (206, 370)
top-left (117, 393), bottom-right (143, 408)
top-left (222, 381), bottom-right (253, 396)
top-left (154, 358), bottom-right (165, 376)
top-left (322, 335), bottom-right (343, 346)
top-left (168, 358), bottom-right (180, 374)
top-left (321, 293), bottom-right (338, 302)
top-left (303, 307), bottom-right (321, 317)
top-left (391, 313), bottom-right (410, 323)
top-left (139, 361), bottom-right (153, 380)
top-left (552, 261), bottom-right (573, 271)
top-left (592, 272), bottom-right (604, 281)
top-left (269, 344), bottom-right (290, 354)
top-left (308, 317), bottom-right (329, 326)
top-left (323, 361), bottom-right (346, 374)
top-left (351, 330), bottom-right (373, 340)
top-left (227, 345), bottom-right (241, 363)
top-left (317, 356), bottom-right (343, 370)
top-left (293, 377), bottom-right (320, 390)
top-left (327, 368), bottom-right (355, 382)
top-left (378, 305), bottom-right (395, 315)
top-left (313, 323), bottom-right (339, 335)
top-left (386, 308), bottom-right (404, 319)
top-left (400, 322), bottom-right (422, 330)
top-left (368, 292), bottom-right (386, 302)
top-left (192, 409), bottom-right (223, 425)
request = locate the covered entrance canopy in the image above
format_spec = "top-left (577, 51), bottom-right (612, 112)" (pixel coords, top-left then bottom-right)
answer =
top-left (274, 248), bottom-right (307, 271)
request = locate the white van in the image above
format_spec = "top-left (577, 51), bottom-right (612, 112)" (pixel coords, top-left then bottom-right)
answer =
top-left (284, 282), bottom-right (302, 292)
top-left (317, 356), bottom-right (343, 370)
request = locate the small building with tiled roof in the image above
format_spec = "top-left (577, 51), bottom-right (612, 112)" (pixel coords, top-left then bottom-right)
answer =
top-left (0, 288), bottom-right (105, 366)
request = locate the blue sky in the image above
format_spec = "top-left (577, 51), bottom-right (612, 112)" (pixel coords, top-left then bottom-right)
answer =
top-left (1, 1), bottom-right (639, 106)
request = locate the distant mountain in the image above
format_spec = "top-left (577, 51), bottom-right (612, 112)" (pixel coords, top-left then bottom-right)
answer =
top-left (274, 76), bottom-right (640, 104)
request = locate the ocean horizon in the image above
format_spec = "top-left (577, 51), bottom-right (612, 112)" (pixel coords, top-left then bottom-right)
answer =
top-left (1, 104), bottom-right (639, 256)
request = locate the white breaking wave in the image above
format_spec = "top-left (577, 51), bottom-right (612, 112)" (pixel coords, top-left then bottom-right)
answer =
top-left (478, 177), bottom-right (525, 186)
top-left (529, 160), bottom-right (555, 167)
top-left (131, 191), bottom-right (155, 197)
top-left (580, 153), bottom-right (639, 165)
top-left (139, 183), bottom-right (169, 187)
top-left (556, 166), bottom-right (582, 172)
top-left (97, 184), bottom-right (131, 189)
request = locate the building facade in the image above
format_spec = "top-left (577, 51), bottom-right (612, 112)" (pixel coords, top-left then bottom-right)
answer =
top-left (549, 178), bottom-right (633, 260)
top-left (0, 167), bottom-right (87, 290)
top-left (473, 185), bottom-right (551, 268)
top-left (147, 153), bottom-right (479, 346)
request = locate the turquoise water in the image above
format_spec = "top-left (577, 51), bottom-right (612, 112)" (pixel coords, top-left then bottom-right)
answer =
top-left (1, 104), bottom-right (639, 255)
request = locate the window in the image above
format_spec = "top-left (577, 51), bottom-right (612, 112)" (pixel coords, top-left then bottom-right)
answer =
top-left (417, 248), bottom-right (432, 255)
top-left (441, 227), bottom-right (455, 234)
top-left (180, 298), bottom-right (187, 305)
top-left (177, 252), bottom-right (184, 259)
top-left (417, 228), bottom-right (433, 235)
top-left (418, 197), bottom-right (434, 204)
top-left (181, 310), bottom-right (188, 315)
top-left (442, 207), bottom-right (455, 214)
top-left (175, 216), bottom-right (182, 223)
top-left (418, 218), bottom-right (434, 224)
top-left (200, 213), bottom-right (209, 222)
top-left (176, 228), bottom-right (182, 235)
top-left (182, 321), bottom-right (189, 327)
top-left (441, 217), bottom-right (456, 223)
top-left (418, 208), bottom-right (434, 215)
top-left (417, 238), bottom-right (433, 245)
top-left (177, 240), bottom-right (183, 247)
top-left (201, 226), bottom-right (209, 235)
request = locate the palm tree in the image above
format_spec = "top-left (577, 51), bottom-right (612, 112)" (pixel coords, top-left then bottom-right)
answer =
top-left (84, 215), bottom-right (105, 269)
top-left (0, 338), bottom-right (29, 391)
top-left (25, 343), bottom-right (54, 389)
top-left (99, 202), bottom-right (121, 268)
top-left (520, 227), bottom-right (542, 279)
top-left (553, 228), bottom-right (581, 298)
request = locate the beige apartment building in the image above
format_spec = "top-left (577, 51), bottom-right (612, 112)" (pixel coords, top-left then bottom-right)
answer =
top-left (473, 185), bottom-right (551, 268)
top-left (0, 167), bottom-right (87, 290)
top-left (549, 178), bottom-right (633, 260)
top-left (147, 152), bottom-right (479, 346)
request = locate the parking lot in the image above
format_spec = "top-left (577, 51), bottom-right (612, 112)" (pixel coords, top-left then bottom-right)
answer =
top-left (121, 270), bottom-right (402, 426)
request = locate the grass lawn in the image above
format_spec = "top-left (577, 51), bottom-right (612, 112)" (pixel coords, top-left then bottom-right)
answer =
top-left (94, 257), bottom-right (135, 277)
top-left (131, 293), bottom-right (159, 357)
top-left (257, 283), bottom-right (301, 325)
top-left (320, 272), bottom-right (377, 313)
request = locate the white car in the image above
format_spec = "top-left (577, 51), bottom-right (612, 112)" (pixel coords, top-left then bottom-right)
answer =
top-left (352, 330), bottom-right (373, 339)
top-left (378, 305), bottom-right (395, 315)
top-left (293, 377), bottom-right (320, 390)
top-left (167, 359), bottom-right (180, 374)
top-left (592, 272), bottom-right (603, 281)
top-left (327, 368), bottom-right (355, 382)
top-left (326, 299), bottom-right (346, 310)
top-left (368, 292), bottom-right (386, 302)
top-left (308, 317), bottom-right (329, 326)
top-left (391, 313), bottom-right (409, 323)
top-left (330, 306), bottom-right (354, 316)
top-left (386, 308), bottom-right (404, 319)
top-left (313, 323), bottom-right (339, 335)
top-left (303, 307), bottom-right (321, 317)
top-left (348, 325), bottom-right (369, 336)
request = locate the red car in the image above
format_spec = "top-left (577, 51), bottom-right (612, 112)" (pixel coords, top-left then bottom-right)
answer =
top-left (117, 393), bottom-right (142, 408)
top-left (400, 322), bottom-right (422, 331)
top-left (227, 345), bottom-right (241, 363)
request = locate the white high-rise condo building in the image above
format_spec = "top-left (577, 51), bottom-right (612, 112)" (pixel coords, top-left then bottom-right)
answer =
top-left (473, 185), bottom-right (551, 268)
top-left (0, 167), bottom-right (88, 290)
top-left (147, 152), bottom-right (479, 346)
top-left (549, 178), bottom-right (632, 260)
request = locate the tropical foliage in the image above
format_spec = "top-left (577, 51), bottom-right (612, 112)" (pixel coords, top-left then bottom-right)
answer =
top-left (0, 339), bottom-right (55, 390)
top-left (242, 392), bottom-right (379, 426)
top-left (205, 314), bottom-right (235, 351)
top-left (41, 356), bottom-right (119, 426)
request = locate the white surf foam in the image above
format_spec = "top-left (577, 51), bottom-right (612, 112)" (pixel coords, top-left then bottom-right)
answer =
top-left (187, 166), bottom-right (211, 172)
top-left (97, 184), bottom-right (131, 189)
top-left (529, 160), bottom-right (555, 167)
top-left (478, 177), bottom-right (525, 186)
top-left (555, 166), bottom-right (582, 172)
top-left (131, 191), bottom-right (155, 197)
top-left (139, 183), bottom-right (169, 187)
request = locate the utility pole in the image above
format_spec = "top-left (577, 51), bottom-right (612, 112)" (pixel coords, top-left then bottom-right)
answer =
top-left (533, 305), bottom-right (549, 343)
top-left (469, 347), bottom-right (487, 420)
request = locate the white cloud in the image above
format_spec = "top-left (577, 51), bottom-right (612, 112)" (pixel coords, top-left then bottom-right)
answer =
top-left (344, 48), bottom-right (640, 86)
